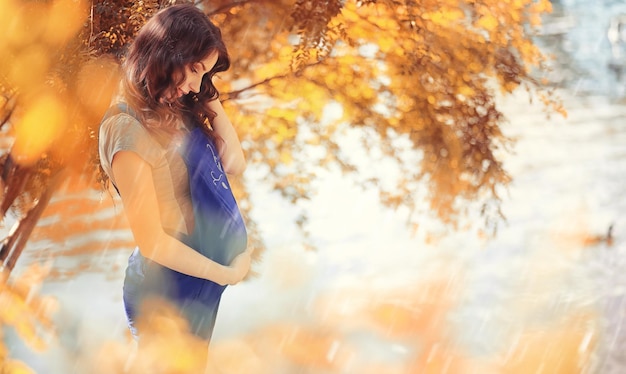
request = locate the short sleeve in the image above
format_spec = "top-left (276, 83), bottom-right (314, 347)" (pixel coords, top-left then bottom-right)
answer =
top-left (98, 113), bottom-right (163, 187)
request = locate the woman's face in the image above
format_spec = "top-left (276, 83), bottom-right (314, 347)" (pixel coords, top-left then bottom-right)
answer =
top-left (164, 50), bottom-right (219, 102)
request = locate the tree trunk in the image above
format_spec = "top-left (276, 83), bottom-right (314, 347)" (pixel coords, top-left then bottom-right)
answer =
top-left (0, 168), bottom-right (64, 275)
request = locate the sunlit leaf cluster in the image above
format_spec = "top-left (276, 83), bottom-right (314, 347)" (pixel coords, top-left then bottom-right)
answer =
top-left (213, 0), bottom-right (561, 234)
top-left (87, 0), bottom-right (165, 58)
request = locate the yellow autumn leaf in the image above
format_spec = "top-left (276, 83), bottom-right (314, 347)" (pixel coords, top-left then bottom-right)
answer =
top-left (279, 149), bottom-right (293, 165)
top-left (475, 14), bottom-right (500, 31)
top-left (267, 107), bottom-right (298, 122)
top-left (458, 85), bottom-right (474, 97)
top-left (530, 0), bottom-right (553, 14)
top-left (378, 36), bottom-right (397, 54)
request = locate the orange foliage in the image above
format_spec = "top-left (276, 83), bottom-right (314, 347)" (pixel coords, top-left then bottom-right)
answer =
top-left (0, 0), bottom-right (560, 250)
top-left (0, 265), bottom-right (57, 373)
top-left (211, 0), bottom-right (560, 235)
top-left (82, 267), bottom-right (596, 373)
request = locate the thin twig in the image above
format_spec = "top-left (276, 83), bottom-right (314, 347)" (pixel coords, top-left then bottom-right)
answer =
top-left (5, 184), bottom-right (55, 272)
top-left (89, 0), bottom-right (95, 51)
top-left (222, 60), bottom-right (323, 101)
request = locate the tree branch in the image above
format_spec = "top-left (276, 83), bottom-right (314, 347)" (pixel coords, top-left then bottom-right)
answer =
top-left (4, 183), bottom-right (55, 272)
top-left (0, 155), bottom-right (32, 218)
top-left (0, 168), bottom-right (64, 274)
top-left (222, 61), bottom-right (324, 101)
top-left (0, 94), bottom-right (16, 132)
top-left (222, 74), bottom-right (290, 101)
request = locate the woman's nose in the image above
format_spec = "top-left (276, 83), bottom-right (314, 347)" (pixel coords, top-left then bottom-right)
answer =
top-left (189, 79), bottom-right (201, 94)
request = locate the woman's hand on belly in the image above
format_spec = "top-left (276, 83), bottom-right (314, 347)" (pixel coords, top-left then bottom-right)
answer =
top-left (226, 248), bottom-right (253, 285)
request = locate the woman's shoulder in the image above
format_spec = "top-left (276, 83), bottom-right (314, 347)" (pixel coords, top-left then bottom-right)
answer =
top-left (99, 103), bottom-right (160, 146)
top-left (99, 104), bottom-right (164, 167)
top-left (100, 103), bottom-right (142, 132)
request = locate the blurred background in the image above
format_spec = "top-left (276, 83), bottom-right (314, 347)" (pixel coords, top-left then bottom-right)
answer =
top-left (3, 0), bottom-right (626, 373)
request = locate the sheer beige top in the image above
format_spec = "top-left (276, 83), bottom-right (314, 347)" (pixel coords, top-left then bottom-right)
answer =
top-left (99, 112), bottom-right (194, 236)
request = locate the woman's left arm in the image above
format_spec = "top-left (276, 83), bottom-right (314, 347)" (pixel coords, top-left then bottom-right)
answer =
top-left (207, 98), bottom-right (246, 175)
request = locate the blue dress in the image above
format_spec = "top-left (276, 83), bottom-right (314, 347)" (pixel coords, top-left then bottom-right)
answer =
top-left (102, 105), bottom-right (247, 341)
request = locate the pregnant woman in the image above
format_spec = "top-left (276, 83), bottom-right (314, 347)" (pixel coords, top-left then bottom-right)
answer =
top-left (98, 2), bottom-right (252, 361)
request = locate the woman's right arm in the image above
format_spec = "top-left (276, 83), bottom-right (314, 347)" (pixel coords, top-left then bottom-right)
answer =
top-left (111, 150), bottom-right (251, 286)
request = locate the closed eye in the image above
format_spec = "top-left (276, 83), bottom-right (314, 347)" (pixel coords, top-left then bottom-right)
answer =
top-left (190, 61), bottom-right (209, 75)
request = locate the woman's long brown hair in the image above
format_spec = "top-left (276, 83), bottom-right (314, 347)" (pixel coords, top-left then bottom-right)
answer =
top-left (123, 3), bottom-right (230, 135)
